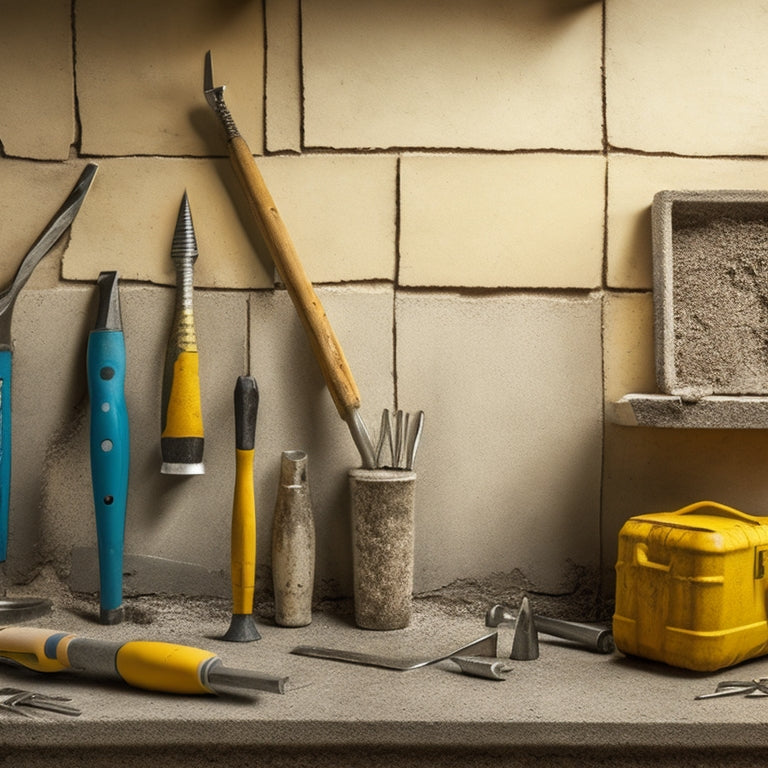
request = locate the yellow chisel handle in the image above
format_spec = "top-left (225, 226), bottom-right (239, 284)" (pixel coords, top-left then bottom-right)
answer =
top-left (0, 626), bottom-right (286, 695)
top-left (115, 641), bottom-right (215, 694)
top-left (231, 376), bottom-right (259, 615)
top-left (0, 626), bottom-right (213, 692)
top-left (161, 192), bottom-right (205, 475)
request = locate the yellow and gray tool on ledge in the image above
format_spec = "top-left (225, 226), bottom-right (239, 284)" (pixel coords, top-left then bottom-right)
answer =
top-left (161, 192), bottom-right (205, 475)
top-left (0, 626), bottom-right (288, 696)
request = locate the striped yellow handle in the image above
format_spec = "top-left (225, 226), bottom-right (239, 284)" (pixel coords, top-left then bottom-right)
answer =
top-left (0, 626), bottom-right (75, 673)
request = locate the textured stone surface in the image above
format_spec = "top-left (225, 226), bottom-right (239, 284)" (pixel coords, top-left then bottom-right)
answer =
top-left (606, 0), bottom-right (768, 155)
top-left (0, 584), bottom-right (767, 765)
top-left (395, 292), bottom-right (603, 593)
top-left (400, 153), bottom-right (605, 288)
top-left (265, 0), bottom-right (301, 153)
top-left (606, 154), bottom-right (768, 290)
top-left (350, 469), bottom-right (416, 630)
top-left (61, 156), bottom-right (396, 287)
top-left (302, 0), bottom-right (603, 150)
top-left (608, 394), bottom-right (768, 429)
top-left (0, 0), bottom-right (74, 160)
top-left (76, 0), bottom-right (264, 156)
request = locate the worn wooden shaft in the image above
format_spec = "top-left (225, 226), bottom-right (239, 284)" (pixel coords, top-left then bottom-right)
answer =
top-left (227, 136), bottom-right (361, 418)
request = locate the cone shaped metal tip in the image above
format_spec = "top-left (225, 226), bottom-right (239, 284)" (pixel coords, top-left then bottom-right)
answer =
top-left (171, 191), bottom-right (198, 263)
top-left (510, 596), bottom-right (539, 661)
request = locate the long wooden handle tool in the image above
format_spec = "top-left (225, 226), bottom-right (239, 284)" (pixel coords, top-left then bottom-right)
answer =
top-left (203, 51), bottom-right (375, 469)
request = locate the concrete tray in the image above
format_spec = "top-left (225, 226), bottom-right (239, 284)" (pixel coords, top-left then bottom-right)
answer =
top-left (652, 190), bottom-right (768, 398)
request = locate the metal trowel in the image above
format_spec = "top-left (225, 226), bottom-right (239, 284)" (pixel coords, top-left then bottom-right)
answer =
top-left (0, 596), bottom-right (51, 624)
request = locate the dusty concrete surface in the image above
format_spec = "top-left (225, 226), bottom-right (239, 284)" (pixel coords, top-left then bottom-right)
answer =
top-left (0, 571), bottom-right (766, 766)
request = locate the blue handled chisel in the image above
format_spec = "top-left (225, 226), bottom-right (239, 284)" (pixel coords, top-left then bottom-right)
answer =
top-left (87, 271), bottom-right (130, 625)
top-left (0, 164), bottom-right (98, 563)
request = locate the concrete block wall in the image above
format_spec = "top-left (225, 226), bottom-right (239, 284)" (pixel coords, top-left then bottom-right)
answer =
top-left (2, 0), bottom-right (768, 605)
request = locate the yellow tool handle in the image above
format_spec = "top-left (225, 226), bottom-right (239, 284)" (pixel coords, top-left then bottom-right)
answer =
top-left (230, 375), bottom-right (259, 616)
top-left (227, 135), bottom-right (361, 418)
top-left (162, 350), bottom-right (204, 439)
top-left (0, 626), bottom-right (75, 673)
top-left (231, 447), bottom-right (257, 614)
top-left (115, 641), bottom-right (216, 694)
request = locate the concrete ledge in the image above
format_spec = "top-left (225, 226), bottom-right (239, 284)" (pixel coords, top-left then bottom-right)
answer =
top-left (608, 393), bottom-right (768, 428)
top-left (1, 588), bottom-right (767, 766)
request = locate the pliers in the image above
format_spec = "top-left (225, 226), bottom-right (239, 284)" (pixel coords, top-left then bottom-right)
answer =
top-left (0, 163), bottom-right (97, 561)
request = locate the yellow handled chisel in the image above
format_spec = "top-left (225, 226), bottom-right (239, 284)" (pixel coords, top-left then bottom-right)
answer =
top-left (161, 192), bottom-right (205, 475)
top-left (0, 626), bottom-right (287, 695)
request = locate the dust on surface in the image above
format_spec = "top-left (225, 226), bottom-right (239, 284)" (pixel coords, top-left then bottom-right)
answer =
top-left (672, 211), bottom-right (768, 395)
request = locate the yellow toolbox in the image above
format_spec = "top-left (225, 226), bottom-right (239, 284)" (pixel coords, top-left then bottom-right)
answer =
top-left (613, 500), bottom-right (768, 671)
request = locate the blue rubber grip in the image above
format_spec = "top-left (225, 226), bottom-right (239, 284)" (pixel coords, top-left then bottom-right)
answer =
top-left (86, 330), bottom-right (129, 616)
top-left (0, 350), bottom-right (11, 562)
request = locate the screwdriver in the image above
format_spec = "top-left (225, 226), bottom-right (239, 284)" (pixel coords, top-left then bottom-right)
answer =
top-left (160, 192), bottom-right (205, 475)
top-left (87, 271), bottom-right (130, 625)
top-left (0, 626), bottom-right (287, 696)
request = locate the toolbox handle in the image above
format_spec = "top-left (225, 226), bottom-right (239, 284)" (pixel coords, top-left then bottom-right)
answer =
top-left (634, 544), bottom-right (670, 572)
top-left (670, 500), bottom-right (764, 525)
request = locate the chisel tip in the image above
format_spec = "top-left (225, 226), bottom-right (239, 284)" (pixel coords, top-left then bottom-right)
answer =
top-left (171, 192), bottom-right (198, 263)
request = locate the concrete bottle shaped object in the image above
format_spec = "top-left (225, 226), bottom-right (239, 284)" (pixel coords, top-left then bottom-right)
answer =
top-left (271, 450), bottom-right (315, 627)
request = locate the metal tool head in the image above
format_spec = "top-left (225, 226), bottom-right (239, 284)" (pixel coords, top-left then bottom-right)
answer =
top-left (203, 50), bottom-right (224, 109)
top-left (0, 164), bottom-right (98, 348)
top-left (509, 596), bottom-right (539, 661)
top-left (204, 659), bottom-right (286, 695)
top-left (203, 51), bottom-right (240, 140)
top-left (171, 192), bottom-right (199, 264)
top-left (93, 271), bottom-right (122, 332)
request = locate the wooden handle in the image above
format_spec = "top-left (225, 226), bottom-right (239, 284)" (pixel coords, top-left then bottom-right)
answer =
top-left (228, 136), bottom-right (360, 417)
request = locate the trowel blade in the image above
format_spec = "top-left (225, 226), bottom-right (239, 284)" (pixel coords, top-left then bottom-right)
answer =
top-left (0, 598), bottom-right (52, 624)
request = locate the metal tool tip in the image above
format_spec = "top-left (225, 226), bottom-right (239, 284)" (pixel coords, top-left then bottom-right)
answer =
top-left (206, 661), bottom-right (287, 696)
top-left (203, 50), bottom-right (223, 102)
top-left (510, 597), bottom-right (539, 661)
top-left (171, 193), bottom-right (199, 262)
top-left (99, 605), bottom-right (124, 625)
top-left (94, 271), bottom-right (122, 331)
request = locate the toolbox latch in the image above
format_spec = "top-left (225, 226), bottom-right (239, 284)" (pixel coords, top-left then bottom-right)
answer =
top-left (755, 546), bottom-right (768, 579)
